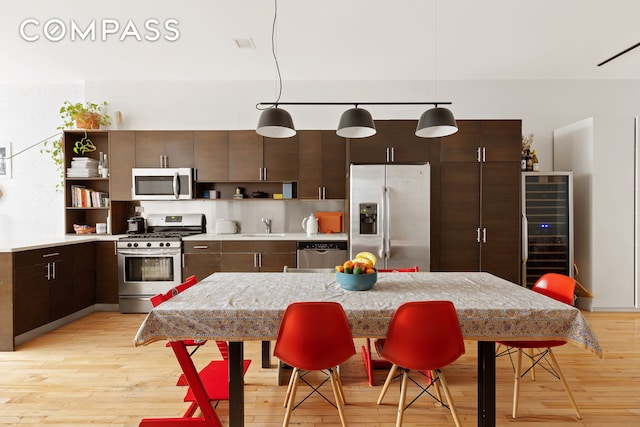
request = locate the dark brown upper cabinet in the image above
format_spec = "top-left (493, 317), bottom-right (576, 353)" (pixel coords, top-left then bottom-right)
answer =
top-left (349, 120), bottom-right (433, 164)
top-left (298, 130), bottom-right (346, 199)
top-left (134, 131), bottom-right (194, 168)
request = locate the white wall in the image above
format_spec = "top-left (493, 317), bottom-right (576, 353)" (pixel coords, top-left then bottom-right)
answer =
top-left (2, 78), bottom-right (639, 310)
top-left (0, 83), bottom-right (82, 242)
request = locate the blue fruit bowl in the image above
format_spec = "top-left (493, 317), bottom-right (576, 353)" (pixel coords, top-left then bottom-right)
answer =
top-left (336, 271), bottom-right (377, 291)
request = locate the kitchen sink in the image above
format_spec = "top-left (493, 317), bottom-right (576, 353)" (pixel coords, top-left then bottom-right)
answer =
top-left (240, 233), bottom-right (286, 238)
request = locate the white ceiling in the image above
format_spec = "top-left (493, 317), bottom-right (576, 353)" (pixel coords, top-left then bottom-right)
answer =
top-left (3, 0), bottom-right (640, 84)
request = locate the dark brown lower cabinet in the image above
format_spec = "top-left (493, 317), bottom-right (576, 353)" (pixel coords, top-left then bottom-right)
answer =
top-left (74, 243), bottom-right (96, 310)
top-left (95, 241), bottom-right (119, 304)
top-left (183, 240), bottom-right (297, 278)
top-left (14, 245), bottom-right (75, 336)
top-left (219, 241), bottom-right (296, 272)
top-left (183, 241), bottom-right (222, 281)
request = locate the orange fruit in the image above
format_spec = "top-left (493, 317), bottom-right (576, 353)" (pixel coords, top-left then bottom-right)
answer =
top-left (335, 265), bottom-right (344, 273)
top-left (365, 268), bottom-right (376, 274)
top-left (343, 260), bottom-right (354, 270)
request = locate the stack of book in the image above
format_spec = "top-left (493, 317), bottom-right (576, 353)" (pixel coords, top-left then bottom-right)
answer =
top-left (67, 157), bottom-right (99, 178)
top-left (70, 185), bottom-right (109, 208)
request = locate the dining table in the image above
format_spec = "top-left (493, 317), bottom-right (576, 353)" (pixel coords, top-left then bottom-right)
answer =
top-left (134, 271), bottom-right (602, 427)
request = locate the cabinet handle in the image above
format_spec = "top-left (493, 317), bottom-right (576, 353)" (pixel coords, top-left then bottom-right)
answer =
top-left (390, 147), bottom-right (395, 162)
top-left (259, 167), bottom-right (263, 181)
top-left (46, 262), bottom-right (51, 280)
top-left (193, 245), bottom-right (209, 249)
top-left (482, 147), bottom-right (486, 163)
top-left (322, 187), bottom-right (326, 199)
top-left (482, 227), bottom-right (487, 243)
top-left (258, 253), bottom-right (263, 267)
top-left (113, 241), bottom-right (117, 256)
top-left (385, 147), bottom-right (390, 163)
top-left (263, 167), bottom-right (267, 181)
top-left (42, 252), bottom-right (60, 258)
top-left (253, 253), bottom-right (258, 268)
top-left (318, 187), bottom-right (322, 200)
top-left (476, 147), bottom-right (482, 163)
top-left (52, 261), bottom-right (56, 280)
top-left (476, 227), bottom-right (481, 243)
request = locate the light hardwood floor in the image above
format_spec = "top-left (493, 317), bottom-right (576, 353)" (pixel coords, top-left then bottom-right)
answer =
top-left (0, 311), bottom-right (638, 426)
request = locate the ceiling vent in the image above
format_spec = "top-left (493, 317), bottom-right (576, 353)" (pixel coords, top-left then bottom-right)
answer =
top-left (233, 38), bottom-right (255, 49)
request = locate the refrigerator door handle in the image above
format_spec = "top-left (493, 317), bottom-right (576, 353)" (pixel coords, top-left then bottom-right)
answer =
top-left (381, 186), bottom-right (389, 261)
top-left (385, 186), bottom-right (391, 260)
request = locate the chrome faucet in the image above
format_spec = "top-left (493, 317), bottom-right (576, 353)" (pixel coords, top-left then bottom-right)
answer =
top-left (261, 218), bottom-right (272, 234)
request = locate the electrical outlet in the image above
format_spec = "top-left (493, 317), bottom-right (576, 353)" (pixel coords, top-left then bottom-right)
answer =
top-left (135, 206), bottom-right (144, 213)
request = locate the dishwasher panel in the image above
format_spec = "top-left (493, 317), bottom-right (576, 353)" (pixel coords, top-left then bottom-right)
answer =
top-left (297, 241), bottom-right (348, 268)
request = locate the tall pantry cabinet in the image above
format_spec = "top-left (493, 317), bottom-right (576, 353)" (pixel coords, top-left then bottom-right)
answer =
top-left (438, 120), bottom-right (522, 284)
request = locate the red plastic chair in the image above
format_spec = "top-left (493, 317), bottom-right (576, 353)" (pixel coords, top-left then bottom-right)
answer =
top-left (274, 302), bottom-right (356, 427)
top-left (362, 266), bottom-right (419, 386)
top-left (377, 301), bottom-right (465, 427)
top-left (145, 275), bottom-right (251, 422)
top-left (497, 273), bottom-right (581, 419)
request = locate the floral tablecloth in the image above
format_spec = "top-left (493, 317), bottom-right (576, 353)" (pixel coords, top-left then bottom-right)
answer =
top-left (134, 271), bottom-right (602, 358)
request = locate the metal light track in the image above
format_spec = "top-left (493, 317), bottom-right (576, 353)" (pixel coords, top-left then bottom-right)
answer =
top-left (597, 41), bottom-right (640, 67)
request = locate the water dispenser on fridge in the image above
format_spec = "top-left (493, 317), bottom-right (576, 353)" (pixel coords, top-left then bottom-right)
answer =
top-left (359, 203), bottom-right (377, 235)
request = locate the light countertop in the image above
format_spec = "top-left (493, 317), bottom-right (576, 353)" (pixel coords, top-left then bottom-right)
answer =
top-left (1, 233), bottom-right (347, 252)
top-left (0, 234), bottom-right (122, 252)
top-left (183, 232), bottom-right (347, 242)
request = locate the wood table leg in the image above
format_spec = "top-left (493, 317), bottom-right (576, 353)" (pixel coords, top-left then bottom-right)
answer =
top-left (477, 341), bottom-right (496, 427)
top-left (228, 341), bottom-right (245, 427)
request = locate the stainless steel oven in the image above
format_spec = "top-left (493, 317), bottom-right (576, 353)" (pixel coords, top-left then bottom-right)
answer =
top-left (117, 213), bottom-right (206, 313)
top-left (118, 239), bottom-right (182, 313)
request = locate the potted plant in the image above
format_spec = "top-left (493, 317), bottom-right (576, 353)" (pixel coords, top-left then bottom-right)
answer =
top-left (41, 101), bottom-right (111, 190)
top-left (59, 101), bottom-right (111, 130)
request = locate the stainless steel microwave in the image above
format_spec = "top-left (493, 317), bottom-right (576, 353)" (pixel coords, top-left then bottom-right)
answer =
top-left (131, 168), bottom-right (194, 200)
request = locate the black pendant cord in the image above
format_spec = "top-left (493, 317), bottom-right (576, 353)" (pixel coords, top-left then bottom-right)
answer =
top-left (257, 0), bottom-right (283, 111)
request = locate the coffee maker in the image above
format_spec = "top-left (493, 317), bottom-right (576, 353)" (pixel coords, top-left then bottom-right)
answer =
top-left (127, 216), bottom-right (146, 234)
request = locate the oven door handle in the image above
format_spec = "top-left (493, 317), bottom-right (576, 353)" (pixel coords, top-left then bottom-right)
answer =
top-left (117, 249), bottom-right (180, 256)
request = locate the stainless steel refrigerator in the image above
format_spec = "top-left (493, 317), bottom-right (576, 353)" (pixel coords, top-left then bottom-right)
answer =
top-left (349, 163), bottom-right (430, 271)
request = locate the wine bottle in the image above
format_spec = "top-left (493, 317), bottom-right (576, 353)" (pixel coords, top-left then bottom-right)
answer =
top-left (102, 153), bottom-right (109, 178)
top-left (532, 150), bottom-right (539, 172)
top-left (97, 152), bottom-right (104, 177)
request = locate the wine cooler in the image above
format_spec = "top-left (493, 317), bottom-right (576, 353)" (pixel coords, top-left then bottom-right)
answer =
top-left (522, 172), bottom-right (574, 288)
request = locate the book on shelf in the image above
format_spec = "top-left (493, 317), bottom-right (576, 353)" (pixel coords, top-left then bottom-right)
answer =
top-left (70, 185), bottom-right (109, 208)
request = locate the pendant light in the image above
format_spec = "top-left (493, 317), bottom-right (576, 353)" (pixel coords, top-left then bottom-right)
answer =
top-left (416, 106), bottom-right (458, 137)
top-left (336, 106), bottom-right (376, 138)
top-left (256, 0), bottom-right (296, 138)
top-left (257, 106), bottom-right (296, 138)
top-left (415, 0), bottom-right (457, 138)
